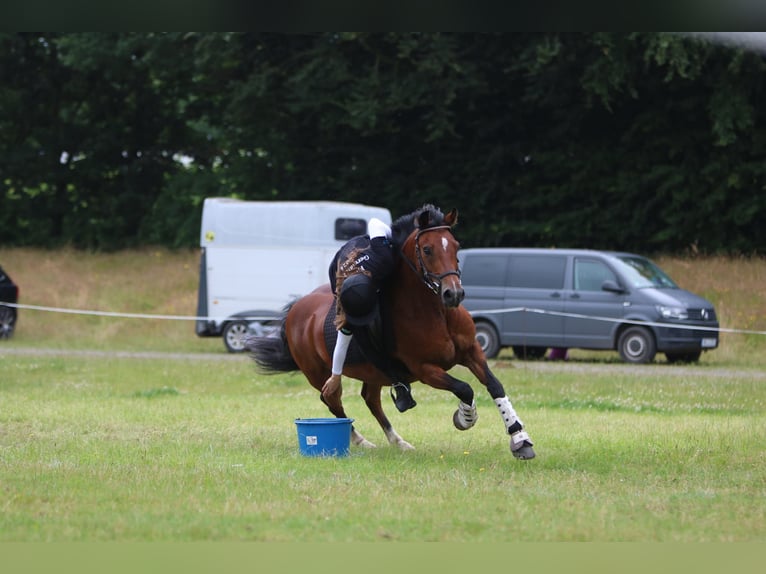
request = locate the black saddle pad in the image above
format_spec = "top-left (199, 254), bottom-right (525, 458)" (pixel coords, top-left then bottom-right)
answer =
top-left (322, 303), bottom-right (369, 365)
top-left (322, 300), bottom-right (411, 381)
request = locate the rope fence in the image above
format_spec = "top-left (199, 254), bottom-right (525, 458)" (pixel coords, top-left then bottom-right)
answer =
top-left (3, 301), bottom-right (765, 336)
top-left (2, 302), bottom-right (276, 323)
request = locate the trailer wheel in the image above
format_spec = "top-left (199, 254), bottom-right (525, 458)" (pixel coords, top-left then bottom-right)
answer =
top-left (223, 321), bottom-right (249, 353)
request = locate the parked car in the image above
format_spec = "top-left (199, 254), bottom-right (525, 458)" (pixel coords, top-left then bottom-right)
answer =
top-left (0, 264), bottom-right (19, 339)
top-left (459, 248), bottom-right (719, 364)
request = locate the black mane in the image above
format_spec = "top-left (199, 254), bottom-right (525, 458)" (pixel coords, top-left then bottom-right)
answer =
top-left (390, 203), bottom-right (446, 248)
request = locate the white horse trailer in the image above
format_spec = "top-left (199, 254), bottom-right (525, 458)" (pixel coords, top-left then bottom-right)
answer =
top-left (195, 198), bottom-right (392, 352)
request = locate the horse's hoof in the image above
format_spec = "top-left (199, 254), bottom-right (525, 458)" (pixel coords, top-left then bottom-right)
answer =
top-left (397, 440), bottom-right (415, 451)
top-left (352, 432), bottom-right (377, 448)
top-left (453, 410), bottom-right (470, 431)
top-left (511, 444), bottom-right (536, 460)
top-left (452, 402), bottom-right (478, 430)
top-left (510, 429), bottom-right (534, 459)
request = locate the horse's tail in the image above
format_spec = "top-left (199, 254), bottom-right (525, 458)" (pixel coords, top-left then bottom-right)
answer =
top-left (247, 305), bottom-right (299, 373)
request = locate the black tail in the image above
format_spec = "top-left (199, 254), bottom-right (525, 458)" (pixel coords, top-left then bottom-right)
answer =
top-left (247, 309), bottom-right (299, 373)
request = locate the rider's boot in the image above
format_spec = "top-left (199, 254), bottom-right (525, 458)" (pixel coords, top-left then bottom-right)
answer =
top-left (390, 381), bottom-right (417, 412)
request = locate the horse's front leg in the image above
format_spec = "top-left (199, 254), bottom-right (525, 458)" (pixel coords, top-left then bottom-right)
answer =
top-left (461, 355), bottom-right (536, 460)
top-left (416, 365), bottom-right (479, 431)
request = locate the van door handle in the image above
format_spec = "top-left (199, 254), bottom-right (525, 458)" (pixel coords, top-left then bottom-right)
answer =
top-left (550, 292), bottom-right (561, 298)
top-left (570, 293), bottom-right (580, 299)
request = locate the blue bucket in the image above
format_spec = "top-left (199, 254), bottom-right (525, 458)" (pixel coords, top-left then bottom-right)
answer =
top-left (294, 418), bottom-right (354, 457)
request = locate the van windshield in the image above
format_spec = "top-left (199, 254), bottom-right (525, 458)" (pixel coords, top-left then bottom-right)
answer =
top-left (614, 256), bottom-right (678, 289)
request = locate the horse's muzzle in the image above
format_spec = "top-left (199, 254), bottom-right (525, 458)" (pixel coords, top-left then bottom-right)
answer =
top-left (442, 283), bottom-right (465, 308)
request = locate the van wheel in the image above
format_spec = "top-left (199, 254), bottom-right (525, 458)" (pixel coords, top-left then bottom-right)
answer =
top-left (474, 322), bottom-right (500, 358)
top-left (512, 345), bottom-right (547, 360)
top-left (223, 321), bottom-right (249, 353)
top-left (617, 326), bottom-right (656, 363)
top-left (665, 351), bottom-right (701, 364)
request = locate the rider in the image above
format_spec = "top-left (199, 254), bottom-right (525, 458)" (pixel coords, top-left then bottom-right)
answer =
top-left (321, 216), bottom-right (416, 412)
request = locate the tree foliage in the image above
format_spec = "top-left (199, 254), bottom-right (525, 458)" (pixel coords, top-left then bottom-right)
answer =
top-left (1, 32), bottom-right (764, 254)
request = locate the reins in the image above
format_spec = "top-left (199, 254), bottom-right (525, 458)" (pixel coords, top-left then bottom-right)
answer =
top-left (400, 225), bottom-right (461, 295)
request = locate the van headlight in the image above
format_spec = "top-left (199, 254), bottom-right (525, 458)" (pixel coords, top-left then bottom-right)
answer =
top-left (657, 305), bottom-right (688, 320)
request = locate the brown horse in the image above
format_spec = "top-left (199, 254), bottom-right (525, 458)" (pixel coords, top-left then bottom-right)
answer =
top-left (249, 205), bottom-right (535, 459)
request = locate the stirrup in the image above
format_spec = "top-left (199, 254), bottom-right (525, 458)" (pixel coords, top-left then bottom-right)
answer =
top-left (390, 382), bottom-right (417, 413)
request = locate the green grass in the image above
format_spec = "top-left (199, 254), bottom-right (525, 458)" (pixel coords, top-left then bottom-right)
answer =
top-left (1, 353), bottom-right (763, 542)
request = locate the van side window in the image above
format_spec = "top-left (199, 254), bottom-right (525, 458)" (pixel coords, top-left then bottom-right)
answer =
top-left (508, 255), bottom-right (566, 289)
top-left (574, 259), bottom-right (616, 291)
top-left (335, 218), bottom-right (367, 240)
top-left (461, 254), bottom-right (507, 287)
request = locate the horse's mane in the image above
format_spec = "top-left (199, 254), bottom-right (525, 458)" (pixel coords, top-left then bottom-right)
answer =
top-left (390, 203), bottom-right (446, 248)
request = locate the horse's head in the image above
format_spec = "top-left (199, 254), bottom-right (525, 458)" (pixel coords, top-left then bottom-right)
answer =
top-left (393, 205), bottom-right (464, 308)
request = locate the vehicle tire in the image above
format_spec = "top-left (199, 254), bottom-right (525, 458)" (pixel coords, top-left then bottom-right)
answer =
top-left (665, 351), bottom-right (701, 364)
top-left (0, 305), bottom-right (16, 339)
top-left (512, 345), bottom-right (548, 360)
top-left (474, 321), bottom-right (501, 358)
top-left (223, 321), bottom-right (249, 353)
top-left (617, 326), bottom-right (656, 363)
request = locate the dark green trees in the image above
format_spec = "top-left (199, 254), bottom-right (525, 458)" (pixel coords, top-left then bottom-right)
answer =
top-left (1, 33), bottom-right (763, 253)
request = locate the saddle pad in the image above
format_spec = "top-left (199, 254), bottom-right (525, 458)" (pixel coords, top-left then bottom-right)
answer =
top-left (322, 295), bottom-right (412, 381)
top-left (322, 303), bottom-right (368, 365)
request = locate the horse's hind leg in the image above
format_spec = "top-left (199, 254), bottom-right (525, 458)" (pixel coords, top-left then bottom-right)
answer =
top-left (360, 381), bottom-right (414, 451)
top-left (296, 365), bottom-right (361, 447)
top-left (318, 391), bottom-right (374, 448)
top-left (305, 369), bottom-right (375, 449)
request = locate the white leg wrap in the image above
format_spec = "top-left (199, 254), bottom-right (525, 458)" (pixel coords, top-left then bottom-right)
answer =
top-left (494, 396), bottom-right (523, 433)
top-left (495, 396), bottom-right (533, 451)
top-left (456, 400), bottom-right (478, 429)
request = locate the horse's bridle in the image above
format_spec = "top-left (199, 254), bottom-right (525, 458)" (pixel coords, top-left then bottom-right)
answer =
top-left (401, 225), bottom-right (461, 295)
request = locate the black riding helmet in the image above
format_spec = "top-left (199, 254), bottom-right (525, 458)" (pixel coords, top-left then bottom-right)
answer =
top-left (339, 273), bottom-right (379, 326)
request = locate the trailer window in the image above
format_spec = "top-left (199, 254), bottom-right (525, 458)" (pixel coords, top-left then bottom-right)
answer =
top-left (335, 218), bottom-right (367, 240)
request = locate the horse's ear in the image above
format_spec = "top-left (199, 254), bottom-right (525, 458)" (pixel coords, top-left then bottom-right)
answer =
top-left (416, 210), bottom-right (430, 229)
top-left (444, 208), bottom-right (458, 227)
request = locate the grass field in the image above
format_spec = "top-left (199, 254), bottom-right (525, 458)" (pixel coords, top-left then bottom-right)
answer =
top-left (1, 248), bottom-right (765, 542)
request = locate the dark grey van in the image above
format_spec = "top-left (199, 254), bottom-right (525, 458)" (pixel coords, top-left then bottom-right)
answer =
top-left (459, 248), bottom-right (719, 364)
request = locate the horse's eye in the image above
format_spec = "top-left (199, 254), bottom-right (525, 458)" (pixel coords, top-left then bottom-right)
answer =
top-left (423, 246), bottom-right (432, 256)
